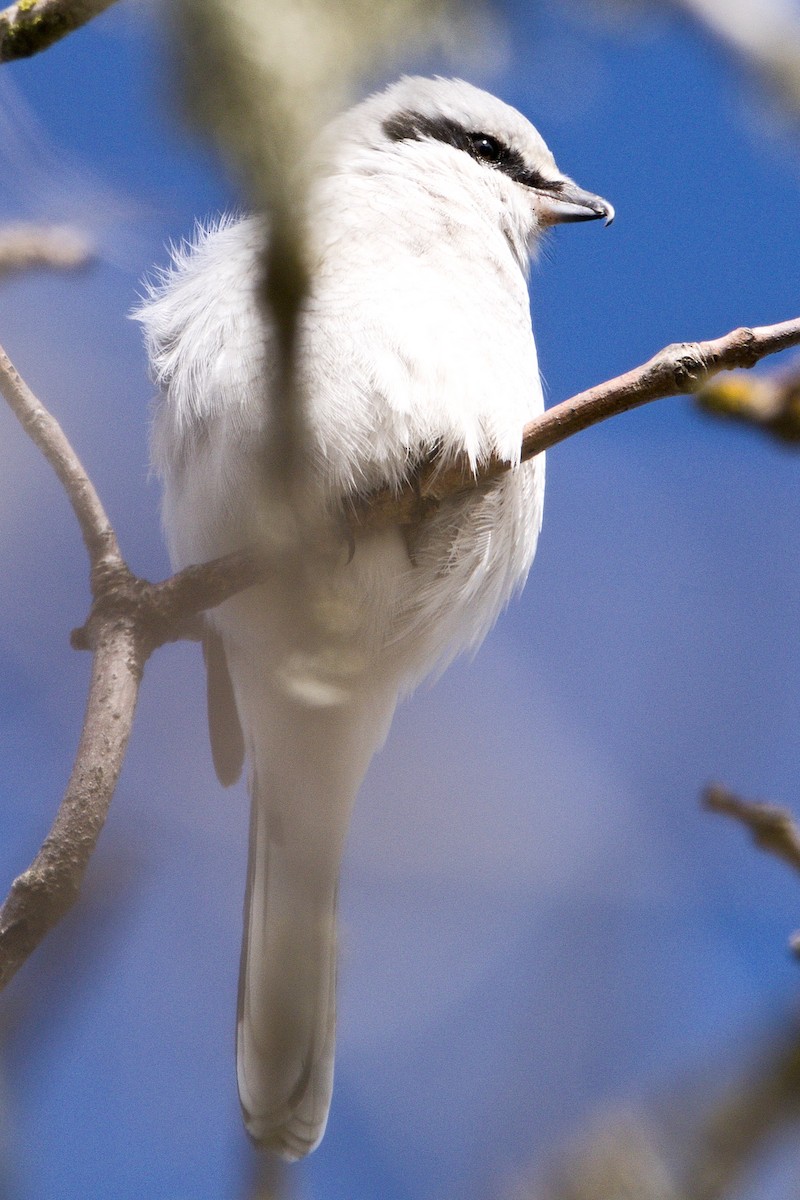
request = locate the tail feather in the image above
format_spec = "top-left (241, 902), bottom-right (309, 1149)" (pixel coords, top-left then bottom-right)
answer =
top-left (237, 765), bottom-right (340, 1158)
top-left (229, 657), bottom-right (398, 1160)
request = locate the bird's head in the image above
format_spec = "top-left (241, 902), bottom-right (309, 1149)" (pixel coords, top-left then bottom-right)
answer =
top-left (321, 76), bottom-right (613, 264)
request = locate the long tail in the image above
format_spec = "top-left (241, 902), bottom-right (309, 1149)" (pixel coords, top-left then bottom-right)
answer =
top-left (230, 656), bottom-right (396, 1159)
top-left (237, 773), bottom-right (338, 1158)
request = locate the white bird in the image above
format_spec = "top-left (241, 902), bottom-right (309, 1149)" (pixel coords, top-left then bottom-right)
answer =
top-left (134, 75), bottom-right (612, 1161)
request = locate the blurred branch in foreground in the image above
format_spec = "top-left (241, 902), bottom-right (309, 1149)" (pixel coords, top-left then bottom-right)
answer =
top-left (595, 0), bottom-right (800, 121)
top-left (175, 0), bottom-right (465, 701)
top-left (704, 784), bottom-right (800, 876)
top-left (695, 367), bottom-right (800, 444)
top-left (0, 0), bottom-right (118, 62)
top-left (0, 223), bottom-right (90, 279)
top-left (177, 0), bottom-right (460, 490)
top-left (522, 1020), bottom-right (800, 1200)
top-left (683, 1021), bottom-right (800, 1200)
top-left (704, 783), bottom-right (800, 954)
top-left (674, 0), bottom-right (800, 118)
top-left (531, 1115), bottom-right (683, 1200)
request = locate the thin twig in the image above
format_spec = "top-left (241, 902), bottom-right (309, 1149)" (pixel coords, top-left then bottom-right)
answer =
top-left (148, 550), bottom-right (266, 628)
top-left (0, 225), bottom-right (91, 279)
top-left (0, 342), bottom-right (120, 577)
top-left (704, 782), bottom-right (800, 955)
top-left (520, 321), bottom-right (800, 454)
top-left (350, 317), bottom-right (800, 530)
top-left (0, 340), bottom-right (266, 988)
top-left (526, 1022), bottom-right (800, 1200)
top-left (703, 783), bottom-right (800, 875)
top-left (0, 0), bottom-right (118, 62)
top-left (536, 1117), bottom-right (683, 1200)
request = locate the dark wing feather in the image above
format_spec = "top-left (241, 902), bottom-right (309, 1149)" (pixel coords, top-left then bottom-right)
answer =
top-left (203, 625), bottom-right (245, 786)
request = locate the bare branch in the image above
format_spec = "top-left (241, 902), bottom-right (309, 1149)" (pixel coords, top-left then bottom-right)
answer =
top-left (352, 316), bottom-right (800, 531)
top-left (684, 1020), bottom-right (800, 1200)
top-left (0, 0), bottom-right (118, 62)
top-left (0, 343), bottom-right (146, 986)
top-left (704, 783), bottom-right (800, 955)
top-left (134, 316), bottom-right (800, 629)
top-left (0, 341), bottom-right (120, 576)
top-left (2, 300), bottom-right (799, 986)
top-left (69, 550), bottom-right (268, 653)
top-left (520, 320), bottom-right (800, 452)
top-left (696, 366), bottom-right (800, 444)
top-left (0, 619), bottom-right (143, 990)
top-left (0, 336), bottom-right (274, 985)
top-left (0, 224), bottom-right (91, 279)
top-left (147, 550), bottom-right (266, 630)
top-left (703, 783), bottom-right (800, 875)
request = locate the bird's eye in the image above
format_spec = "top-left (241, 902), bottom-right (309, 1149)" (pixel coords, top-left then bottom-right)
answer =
top-left (469, 133), bottom-right (503, 163)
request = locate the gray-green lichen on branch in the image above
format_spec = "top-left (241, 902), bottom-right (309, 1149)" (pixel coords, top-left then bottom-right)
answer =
top-left (0, 0), bottom-right (117, 62)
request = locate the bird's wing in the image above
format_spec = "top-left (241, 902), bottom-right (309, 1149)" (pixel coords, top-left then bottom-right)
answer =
top-left (203, 624), bottom-right (245, 787)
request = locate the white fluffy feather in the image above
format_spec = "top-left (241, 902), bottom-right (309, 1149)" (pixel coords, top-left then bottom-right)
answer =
top-left (134, 74), bottom-right (610, 1160)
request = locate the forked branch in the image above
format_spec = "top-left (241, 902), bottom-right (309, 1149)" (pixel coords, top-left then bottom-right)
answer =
top-left (1, 313), bottom-right (799, 989)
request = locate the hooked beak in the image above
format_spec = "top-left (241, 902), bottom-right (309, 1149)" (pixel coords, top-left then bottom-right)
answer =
top-left (535, 180), bottom-right (614, 227)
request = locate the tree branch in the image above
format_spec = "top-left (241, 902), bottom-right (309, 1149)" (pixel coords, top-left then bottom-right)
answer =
top-left (70, 549), bottom-right (269, 652)
top-left (672, 0), bottom-right (800, 119)
top-left (0, 619), bottom-right (143, 990)
top-left (703, 783), bottom-right (800, 876)
top-left (529, 1021), bottom-right (800, 1200)
top-left (704, 782), bottom-right (800, 956)
top-left (352, 317), bottom-right (800, 531)
top-left (136, 315), bottom-right (800, 628)
top-left (0, 342), bottom-right (120, 579)
top-left (0, 336), bottom-right (278, 986)
top-left (0, 341), bottom-right (146, 987)
top-left (0, 0), bottom-right (117, 62)
top-left (3, 309), bottom-right (800, 987)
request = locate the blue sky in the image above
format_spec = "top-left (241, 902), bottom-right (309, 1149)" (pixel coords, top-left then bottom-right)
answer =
top-left (0, 2), bottom-right (799, 1198)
